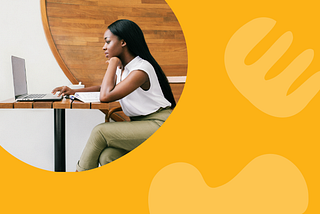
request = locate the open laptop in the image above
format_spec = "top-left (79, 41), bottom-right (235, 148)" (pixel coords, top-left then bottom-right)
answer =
top-left (11, 56), bottom-right (62, 102)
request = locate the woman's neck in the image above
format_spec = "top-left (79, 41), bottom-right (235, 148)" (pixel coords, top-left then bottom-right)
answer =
top-left (120, 50), bottom-right (136, 68)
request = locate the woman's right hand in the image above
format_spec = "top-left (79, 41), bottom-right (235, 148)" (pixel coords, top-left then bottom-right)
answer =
top-left (52, 86), bottom-right (75, 96)
top-left (106, 57), bottom-right (123, 70)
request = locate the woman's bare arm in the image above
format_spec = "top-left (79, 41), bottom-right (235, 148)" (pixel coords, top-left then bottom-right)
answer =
top-left (99, 57), bottom-right (148, 103)
top-left (52, 85), bottom-right (101, 97)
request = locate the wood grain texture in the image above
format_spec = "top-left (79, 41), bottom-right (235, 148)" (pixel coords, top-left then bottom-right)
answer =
top-left (41, 0), bottom-right (78, 83)
top-left (41, 0), bottom-right (187, 93)
top-left (71, 100), bottom-right (91, 109)
top-left (14, 102), bottom-right (33, 109)
top-left (0, 98), bottom-right (15, 108)
top-left (53, 98), bottom-right (72, 109)
top-left (33, 102), bottom-right (53, 108)
top-left (91, 102), bottom-right (109, 109)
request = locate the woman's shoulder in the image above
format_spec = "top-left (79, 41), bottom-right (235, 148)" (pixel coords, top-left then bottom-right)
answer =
top-left (130, 56), bottom-right (154, 73)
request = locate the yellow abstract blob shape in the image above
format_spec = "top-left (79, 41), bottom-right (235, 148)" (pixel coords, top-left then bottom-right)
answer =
top-left (148, 154), bottom-right (308, 214)
top-left (225, 17), bottom-right (320, 117)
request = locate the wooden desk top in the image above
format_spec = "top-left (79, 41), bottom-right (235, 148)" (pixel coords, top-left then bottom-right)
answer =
top-left (0, 98), bottom-right (111, 110)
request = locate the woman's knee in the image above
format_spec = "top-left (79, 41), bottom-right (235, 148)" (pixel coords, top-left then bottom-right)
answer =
top-left (99, 147), bottom-right (128, 166)
top-left (88, 123), bottom-right (110, 148)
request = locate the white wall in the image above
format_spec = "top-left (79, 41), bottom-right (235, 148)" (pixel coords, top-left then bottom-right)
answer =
top-left (0, 0), bottom-right (105, 171)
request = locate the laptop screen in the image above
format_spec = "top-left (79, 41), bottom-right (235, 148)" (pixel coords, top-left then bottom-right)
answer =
top-left (11, 56), bottom-right (28, 99)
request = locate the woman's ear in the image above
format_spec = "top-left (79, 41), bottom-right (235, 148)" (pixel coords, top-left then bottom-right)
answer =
top-left (121, 40), bottom-right (126, 47)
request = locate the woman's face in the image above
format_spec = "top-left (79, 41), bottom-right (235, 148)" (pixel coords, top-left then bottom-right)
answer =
top-left (102, 29), bottom-right (123, 59)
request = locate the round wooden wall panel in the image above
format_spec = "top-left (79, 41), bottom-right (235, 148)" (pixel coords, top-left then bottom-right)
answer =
top-left (41, 0), bottom-right (187, 88)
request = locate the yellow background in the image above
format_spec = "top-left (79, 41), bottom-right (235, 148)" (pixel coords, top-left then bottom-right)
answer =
top-left (1, 0), bottom-right (320, 213)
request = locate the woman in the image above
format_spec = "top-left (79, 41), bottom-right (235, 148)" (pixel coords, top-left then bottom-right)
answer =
top-left (52, 19), bottom-right (176, 171)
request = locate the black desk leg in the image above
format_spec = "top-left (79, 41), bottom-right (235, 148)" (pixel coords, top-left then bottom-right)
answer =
top-left (54, 109), bottom-right (66, 172)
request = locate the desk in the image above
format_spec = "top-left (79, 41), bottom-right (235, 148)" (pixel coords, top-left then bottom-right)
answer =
top-left (0, 98), bottom-right (120, 172)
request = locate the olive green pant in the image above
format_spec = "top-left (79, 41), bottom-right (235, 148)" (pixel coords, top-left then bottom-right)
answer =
top-left (76, 108), bottom-right (172, 171)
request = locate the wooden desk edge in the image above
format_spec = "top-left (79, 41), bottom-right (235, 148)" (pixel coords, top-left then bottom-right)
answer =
top-left (91, 102), bottom-right (110, 109)
top-left (0, 98), bottom-right (15, 109)
top-left (71, 100), bottom-right (90, 109)
top-left (0, 98), bottom-right (114, 110)
top-left (33, 102), bottom-right (53, 109)
top-left (14, 102), bottom-right (33, 108)
top-left (53, 98), bottom-right (72, 109)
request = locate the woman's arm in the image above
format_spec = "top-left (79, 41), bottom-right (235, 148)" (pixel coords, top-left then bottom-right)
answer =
top-left (100, 57), bottom-right (149, 103)
top-left (52, 85), bottom-right (101, 97)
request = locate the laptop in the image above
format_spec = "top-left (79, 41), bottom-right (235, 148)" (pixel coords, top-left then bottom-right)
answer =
top-left (11, 56), bottom-right (62, 102)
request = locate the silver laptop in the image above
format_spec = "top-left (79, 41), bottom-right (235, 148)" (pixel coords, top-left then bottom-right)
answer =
top-left (11, 56), bottom-right (62, 102)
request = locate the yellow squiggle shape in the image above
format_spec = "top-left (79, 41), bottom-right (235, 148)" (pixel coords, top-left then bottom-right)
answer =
top-left (225, 17), bottom-right (320, 117)
top-left (148, 154), bottom-right (308, 214)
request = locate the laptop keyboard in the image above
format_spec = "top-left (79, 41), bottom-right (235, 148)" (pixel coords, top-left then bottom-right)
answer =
top-left (23, 94), bottom-right (46, 99)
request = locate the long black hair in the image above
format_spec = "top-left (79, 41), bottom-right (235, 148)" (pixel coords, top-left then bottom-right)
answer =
top-left (108, 19), bottom-right (176, 109)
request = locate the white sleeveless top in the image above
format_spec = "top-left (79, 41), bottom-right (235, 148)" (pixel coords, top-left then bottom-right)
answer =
top-left (115, 56), bottom-right (171, 117)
